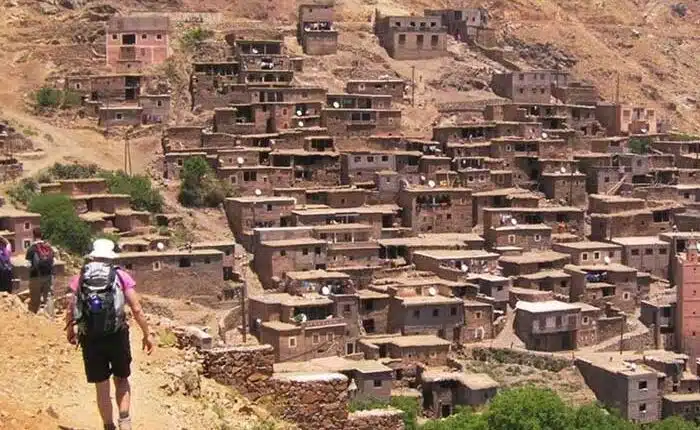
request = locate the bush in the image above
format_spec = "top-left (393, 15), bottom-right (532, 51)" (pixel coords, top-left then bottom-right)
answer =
top-left (181, 27), bottom-right (213, 49)
top-left (8, 178), bottom-right (39, 205)
top-left (101, 170), bottom-right (164, 213)
top-left (28, 194), bottom-right (92, 255)
top-left (628, 138), bottom-right (650, 155)
top-left (35, 87), bottom-right (62, 108)
top-left (349, 396), bottom-right (419, 430)
top-left (47, 162), bottom-right (100, 180)
top-left (178, 156), bottom-right (232, 207)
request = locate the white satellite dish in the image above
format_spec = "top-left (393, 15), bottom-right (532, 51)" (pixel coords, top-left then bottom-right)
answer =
top-left (320, 286), bottom-right (331, 296)
top-left (254, 189), bottom-right (262, 196)
top-left (156, 242), bottom-right (165, 251)
top-left (296, 110), bottom-right (303, 116)
top-left (251, 48), bottom-right (259, 54)
top-left (560, 166), bottom-right (567, 173)
top-left (696, 242), bottom-right (700, 252)
top-left (428, 287), bottom-right (437, 296)
top-left (298, 121), bottom-right (304, 127)
top-left (641, 128), bottom-right (648, 134)
top-left (420, 175), bottom-right (426, 182)
top-left (604, 256), bottom-right (611, 265)
top-left (298, 313), bottom-right (308, 323)
top-left (332, 101), bottom-right (340, 108)
top-left (511, 218), bottom-right (518, 226)
top-left (236, 156), bottom-right (245, 166)
top-left (461, 263), bottom-right (469, 272)
top-left (269, 139), bottom-right (276, 145)
top-left (428, 180), bottom-right (436, 188)
top-left (255, 318), bottom-right (262, 327)
top-left (541, 132), bottom-right (548, 139)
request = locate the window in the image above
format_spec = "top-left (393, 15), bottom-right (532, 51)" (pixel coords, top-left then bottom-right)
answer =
top-left (398, 34), bottom-right (406, 45)
top-left (22, 239), bottom-right (31, 249)
top-left (431, 35), bottom-right (439, 46)
top-left (327, 333), bottom-right (333, 342)
top-left (413, 310), bottom-right (420, 319)
top-left (604, 176), bottom-right (610, 183)
top-left (475, 312), bottom-right (482, 319)
top-left (631, 249), bottom-right (640, 256)
top-left (416, 34), bottom-right (424, 47)
top-left (302, 248), bottom-right (309, 255)
top-left (432, 309), bottom-right (439, 317)
top-left (446, 214), bottom-right (452, 220)
top-left (153, 261), bottom-right (162, 271)
top-left (519, 74), bottom-right (524, 80)
top-left (373, 380), bottom-right (382, 388)
top-left (609, 251), bottom-right (615, 258)
top-left (534, 234), bottom-right (542, 242)
top-left (354, 156), bottom-right (361, 162)
top-left (115, 113), bottom-right (123, 120)
top-left (582, 316), bottom-right (589, 324)
top-left (142, 34), bottom-right (148, 39)
top-left (156, 100), bottom-right (163, 107)
top-left (593, 252), bottom-right (600, 260)
top-left (555, 316), bottom-right (562, 327)
top-left (381, 155), bottom-right (389, 162)
top-left (289, 337), bottom-right (297, 348)
top-left (156, 34), bottom-right (162, 40)
top-left (179, 258), bottom-right (191, 268)
top-left (645, 248), bottom-right (653, 255)
top-left (450, 307), bottom-right (457, 316)
top-left (623, 292), bottom-right (631, 300)
top-left (112, 34), bottom-right (118, 40)
top-left (23, 222), bottom-right (31, 231)
top-left (639, 403), bottom-right (647, 413)
top-left (367, 156), bottom-right (374, 162)
top-left (266, 204), bottom-right (273, 212)
top-left (280, 250), bottom-right (286, 256)
top-left (315, 247), bottom-right (321, 255)
top-left (508, 235), bottom-right (515, 244)
top-left (364, 300), bottom-right (374, 311)
top-left (346, 342), bottom-right (354, 355)
top-left (312, 334), bottom-right (320, 344)
top-left (659, 248), bottom-right (667, 255)
top-left (638, 381), bottom-right (648, 390)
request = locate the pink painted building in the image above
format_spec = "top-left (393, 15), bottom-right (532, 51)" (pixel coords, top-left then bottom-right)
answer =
top-left (676, 239), bottom-right (700, 365)
top-left (106, 16), bottom-right (170, 72)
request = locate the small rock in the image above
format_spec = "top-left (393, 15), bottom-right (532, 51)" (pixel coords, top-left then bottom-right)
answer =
top-left (45, 406), bottom-right (59, 419)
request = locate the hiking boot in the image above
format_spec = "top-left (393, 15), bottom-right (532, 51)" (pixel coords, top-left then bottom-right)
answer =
top-left (118, 416), bottom-right (132, 430)
top-left (104, 424), bottom-right (116, 430)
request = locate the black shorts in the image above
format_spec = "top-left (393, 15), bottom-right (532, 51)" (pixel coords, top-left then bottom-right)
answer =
top-left (80, 328), bottom-right (132, 383)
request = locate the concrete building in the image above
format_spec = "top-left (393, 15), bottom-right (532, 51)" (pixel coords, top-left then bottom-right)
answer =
top-left (611, 236), bottom-right (671, 279)
top-left (358, 334), bottom-right (452, 368)
top-left (490, 70), bottom-right (569, 104)
top-left (552, 241), bottom-right (623, 266)
top-left (345, 79), bottom-right (406, 102)
top-left (374, 11), bottom-right (447, 60)
top-left (106, 15), bottom-right (169, 72)
top-left (676, 239), bottom-right (700, 360)
top-left (397, 186), bottom-right (473, 234)
top-left (297, 3), bottom-right (338, 55)
top-left (596, 103), bottom-right (658, 136)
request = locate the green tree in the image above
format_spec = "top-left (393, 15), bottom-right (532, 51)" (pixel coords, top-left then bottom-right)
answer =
top-left (47, 162), bottom-right (100, 180)
top-left (646, 416), bottom-right (699, 430)
top-left (628, 138), bottom-right (650, 155)
top-left (485, 386), bottom-right (572, 430)
top-left (8, 177), bottom-right (39, 205)
top-left (101, 170), bottom-right (164, 213)
top-left (178, 156), bottom-right (232, 207)
top-left (571, 404), bottom-right (636, 430)
top-left (35, 87), bottom-right (62, 108)
top-left (181, 27), bottom-right (214, 49)
top-left (419, 408), bottom-right (488, 430)
top-left (28, 194), bottom-right (92, 255)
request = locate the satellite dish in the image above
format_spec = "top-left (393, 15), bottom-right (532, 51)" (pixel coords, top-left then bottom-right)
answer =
top-left (542, 132), bottom-right (548, 139)
top-left (420, 175), bottom-right (426, 183)
top-left (511, 218), bottom-right (518, 226)
top-left (254, 189), bottom-right (262, 196)
top-left (461, 263), bottom-right (469, 272)
top-left (269, 139), bottom-right (276, 145)
top-left (428, 180), bottom-right (436, 188)
top-left (332, 101), bottom-right (340, 108)
top-left (641, 128), bottom-right (648, 134)
top-left (320, 286), bottom-right (331, 296)
top-left (254, 318), bottom-right (262, 327)
top-left (560, 166), bottom-right (567, 173)
top-left (251, 48), bottom-right (259, 54)
top-left (428, 287), bottom-right (437, 296)
top-left (696, 242), bottom-right (700, 252)
top-left (236, 157), bottom-right (245, 166)
top-left (298, 121), bottom-right (304, 127)
top-left (604, 256), bottom-right (611, 265)
top-left (298, 313), bottom-right (308, 323)
top-left (156, 242), bottom-right (165, 251)
top-left (296, 110), bottom-right (303, 116)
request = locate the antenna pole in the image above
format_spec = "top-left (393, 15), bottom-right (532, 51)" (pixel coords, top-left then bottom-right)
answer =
top-left (241, 280), bottom-right (247, 343)
top-left (615, 71), bottom-right (620, 104)
top-left (411, 66), bottom-right (416, 107)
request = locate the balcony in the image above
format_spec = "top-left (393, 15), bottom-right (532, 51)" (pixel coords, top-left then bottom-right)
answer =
top-left (301, 317), bottom-right (347, 329)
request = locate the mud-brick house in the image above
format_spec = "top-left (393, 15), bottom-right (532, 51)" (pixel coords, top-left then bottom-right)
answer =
top-left (397, 186), bottom-right (473, 234)
top-left (113, 249), bottom-right (226, 303)
top-left (106, 15), bottom-right (170, 72)
top-left (224, 196), bottom-right (296, 249)
top-left (490, 70), bottom-right (569, 104)
top-left (191, 241), bottom-right (236, 281)
top-left (297, 3), bottom-right (338, 55)
top-left (412, 250), bottom-right (500, 281)
top-left (270, 149), bottom-right (340, 187)
top-left (248, 292), bottom-right (348, 362)
top-left (358, 334), bottom-right (452, 370)
top-left (515, 300), bottom-right (582, 351)
top-left (70, 193), bottom-right (131, 215)
top-left (418, 368), bottom-right (499, 418)
top-left (374, 11), bottom-right (447, 60)
top-left (253, 236), bottom-right (328, 288)
top-left (387, 288), bottom-right (465, 342)
top-left (0, 208), bottom-right (41, 256)
top-left (217, 165), bottom-right (294, 195)
top-left (340, 150), bottom-right (420, 185)
top-left (345, 79), bottom-right (406, 102)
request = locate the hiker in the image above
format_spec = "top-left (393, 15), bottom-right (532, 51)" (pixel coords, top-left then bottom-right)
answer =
top-left (0, 237), bottom-right (13, 293)
top-left (25, 228), bottom-right (55, 313)
top-left (65, 238), bottom-right (154, 430)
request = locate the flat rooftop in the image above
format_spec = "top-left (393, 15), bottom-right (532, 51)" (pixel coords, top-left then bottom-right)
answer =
top-left (554, 241), bottom-right (622, 250)
top-left (499, 251), bottom-right (569, 265)
top-left (421, 369), bottom-right (499, 390)
top-left (251, 292), bottom-right (333, 307)
top-left (387, 335), bottom-right (452, 348)
top-left (378, 233), bottom-right (483, 247)
top-left (259, 238), bottom-right (327, 247)
top-left (285, 270), bottom-right (351, 281)
top-left (516, 300), bottom-right (581, 313)
top-left (397, 295), bottom-right (464, 306)
top-left (610, 236), bottom-right (669, 246)
top-left (413, 249), bottom-right (499, 260)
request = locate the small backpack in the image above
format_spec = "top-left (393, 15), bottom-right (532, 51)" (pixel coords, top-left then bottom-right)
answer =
top-left (0, 253), bottom-right (13, 292)
top-left (73, 262), bottom-right (126, 339)
top-left (32, 242), bottom-right (54, 276)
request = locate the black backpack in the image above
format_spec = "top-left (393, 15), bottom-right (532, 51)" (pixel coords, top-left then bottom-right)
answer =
top-left (0, 254), bottom-right (12, 293)
top-left (73, 262), bottom-right (126, 339)
top-left (31, 242), bottom-right (54, 276)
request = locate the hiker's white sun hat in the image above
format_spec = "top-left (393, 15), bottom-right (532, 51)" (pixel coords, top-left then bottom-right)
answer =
top-left (89, 238), bottom-right (118, 259)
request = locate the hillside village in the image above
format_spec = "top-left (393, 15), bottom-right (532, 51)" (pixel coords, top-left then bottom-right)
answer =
top-left (1, 1), bottom-right (700, 429)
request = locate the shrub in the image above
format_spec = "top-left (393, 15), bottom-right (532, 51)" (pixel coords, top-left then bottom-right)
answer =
top-left (178, 156), bottom-right (232, 207)
top-left (28, 194), bottom-right (92, 255)
top-left (349, 396), bottom-right (419, 430)
top-left (181, 27), bottom-right (213, 49)
top-left (628, 138), bottom-right (650, 155)
top-left (35, 87), bottom-right (62, 108)
top-left (47, 162), bottom-right (100, 180)
top-left (101, 170), bottom-right (164, 213)
top-left (8, 178), bottom-right (39, 205)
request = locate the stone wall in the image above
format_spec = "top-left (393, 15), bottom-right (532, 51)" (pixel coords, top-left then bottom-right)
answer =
top-left (467, 347), bottom-right (573, 372)
top-left (201, 345), bottom-right (274, 400)
top-left (268, 373), bottom-right (349, 430)
top-left (346, 409), bottom-right (405, 430)
top-left (599, 330), bottom-right (655, 353)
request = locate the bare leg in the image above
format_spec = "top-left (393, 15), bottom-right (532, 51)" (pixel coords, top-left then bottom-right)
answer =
top-left (95, 380), bottom-right (114, 427)
top-left (114, 377), bottom-right (131, 429)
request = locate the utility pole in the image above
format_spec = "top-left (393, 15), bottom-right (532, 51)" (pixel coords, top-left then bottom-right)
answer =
top-left (241, 280), bottom-right (247, 343)
top-left (619, 313), bottom-right (626, 355)
top-left (124, 128), bottom-right (133, 175)
top-left (615, 71), bottom-right (620, 104)
top-left (411, 66), bottom-right (416, 107)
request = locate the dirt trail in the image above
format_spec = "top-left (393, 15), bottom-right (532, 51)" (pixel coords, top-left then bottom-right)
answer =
top-left (0, 295), bottom-right (272, 430)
